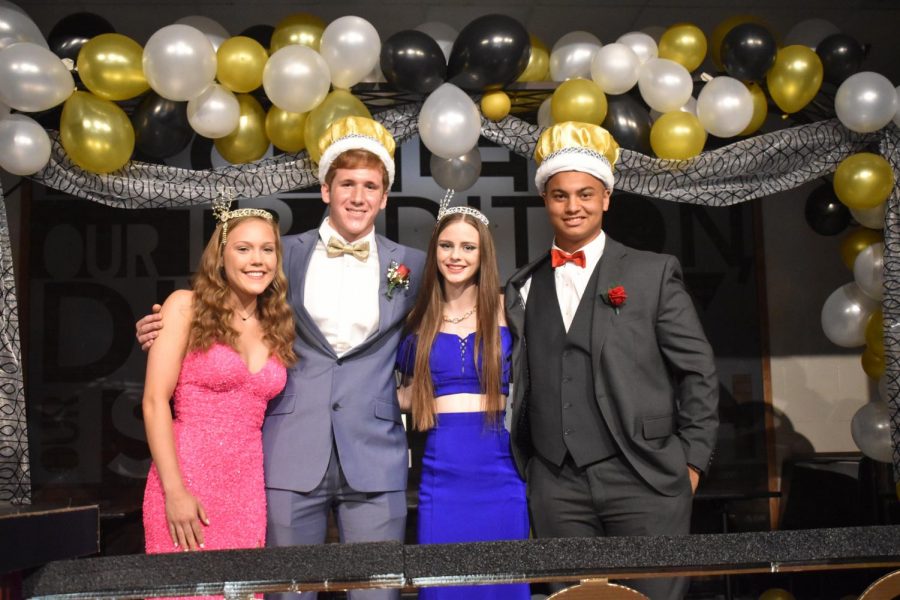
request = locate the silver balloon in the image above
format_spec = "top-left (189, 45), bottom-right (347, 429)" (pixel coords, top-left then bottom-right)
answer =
top-left (850, 402), bottom-right (893, 463)
top-left (431, 146), bottom-right (482, 191)
top-left (637, 58), bottom-right (692, 114)
top-left (143, 25), bottom-right (217, 101)
top-left (0, 114), bottom-right (50, 175)
top-left (820, 282), bottom-right (879, 348)
top-left (415, 21), bottom-right (457, 64)
top-left (650, 96), bottom-right (696, 122)
top-left (262, 45), bottom-right (330, 113)
top-left (418, 83), bottom-right (481, 160)
top-left (361, 61), bottom-right (386, 84)
top-left (853, 242), bottom-right (884, 301)
top-left (641, 25), bottom-right (666, 44)
top-left (320, 16), bottom-right (381, 89)
top-left (590, 43), bottom-right (641, 95)
top-left (616, 31), bottom-right (658, 65)
top-left (696, 76), bottom-right (754, 138)
top-left (187, 83), bottom-right (240, 139)
top-left (0, 2), bottom-right (47, 50)
top-left (537, 96), bottom-right (553, 128)
top-left (835, 72), bottom-right (898, 133)
top-left (0, 42), bottom-right (74, 112)
top-left (894, 85), bottom-right (900, 128)
top-left (784, 18), bottom-right (840, 49)
top-left (175, 15), bottom-right (230, 52)
top-left (850, 203), bottom-right (885, 230)
top-left (549, 31), bottom-right (602, 81)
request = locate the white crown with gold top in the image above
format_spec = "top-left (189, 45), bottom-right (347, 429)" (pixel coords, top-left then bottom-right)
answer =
top-left (534, 121), bottom-right (621, 192)
top-left (317, 116), bottom-right (396, 187)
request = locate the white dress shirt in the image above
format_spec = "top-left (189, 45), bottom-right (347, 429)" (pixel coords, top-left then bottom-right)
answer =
top-left (303, 218), bottom-right (380, 356)
top-left (520, 231), bottom-right (606, 332)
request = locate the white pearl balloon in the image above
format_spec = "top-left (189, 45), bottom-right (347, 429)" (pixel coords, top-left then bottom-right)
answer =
top-left (835, 72), bottom-right (898, 133)
top-left (851, 402), bottom-right (893, 463)
top-left (853, 242), bottom-right (884, 301)
top-left (616, 31), bottom-right (658, 65)
top-left (143, 25), bottom-right (217, 101)
top-left (0, 2), bottom-right (47, 50)
top-left (590, 43), bottom-right (641, 95)
top-left (696, 76), bottom-right (754, 138)
top-left (418, 83), bottom-right (481, 160)
top-left (0, 114), bottom-right (51, 175)
top-left (650, 97), bottom-right (697, 122)
top-left (0, 42), bottom-right (74, 112)
top-left (537, 96), bottom-right (553, 128)
top-left (320, 16), bottom-right (381, 89)
top-left (415, 22), bottom-right (457, 64)
top-left (820, 282), bottom-right (879, 348)
top-left (262, 45), bottom-right (330, 113)
top-left (637, 58), bottom-right (692, 114)
top-left (187, 84), bottom-right (240, 139)
top-left (550, 31), bottom-right (602, 81)
top-left (850, 203), bottom-right (885, 230)
top-left (894, 85), bottom-right (900, 128)
top-left (784, 18), bottom-right (840, 49)
top-left (175, 16), bottom-right (230, 52)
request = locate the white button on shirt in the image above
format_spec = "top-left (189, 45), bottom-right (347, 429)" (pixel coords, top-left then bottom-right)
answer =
top-left (520, 232), bottom-right (606, 332)
top-left (303, 218), bottom-right (380, 356)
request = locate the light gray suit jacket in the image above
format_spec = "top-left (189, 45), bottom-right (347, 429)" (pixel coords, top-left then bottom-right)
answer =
top-left (262, 229), bottom-right (426, 493)
top-left (504, 236), bottom-right (719, 497)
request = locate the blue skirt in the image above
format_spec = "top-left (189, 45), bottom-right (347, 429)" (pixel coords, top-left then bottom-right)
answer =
top-left (418, 411), bottom-right (530, 600)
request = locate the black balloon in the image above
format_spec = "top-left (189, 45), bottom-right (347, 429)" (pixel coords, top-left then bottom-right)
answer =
top-left (381, 30), bottom-right (446, 94)
top-left (601, 94), bottom-right (653, 156)
top-left (447, 14), bottom-right (530, 91)
top-left (805, 183), bottom-right (851, 236)
top-left (48, 12), bottom-right (115, 62)
top-left (817, 33), bottom-right (866, 85)
top-left (132, 92), bottom-right (194, 160)
top-left (721, 23), bottom-right (777, 81)
top-left (239, 24), bottom-right (274, 50)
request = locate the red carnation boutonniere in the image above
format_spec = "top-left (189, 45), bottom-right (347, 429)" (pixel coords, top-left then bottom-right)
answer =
top-left (606, 285), bottom-right (627, 314)
top-left (386, 261), bottom-right (411, 299)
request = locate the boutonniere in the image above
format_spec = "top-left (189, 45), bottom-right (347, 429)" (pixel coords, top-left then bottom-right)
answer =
top-left (605, 285), bottom-right (627, 314)
top-left (385, 261), bottom-right (411, 299)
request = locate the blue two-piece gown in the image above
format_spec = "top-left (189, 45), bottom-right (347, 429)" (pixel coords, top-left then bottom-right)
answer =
top-left (397, 327), bottom-right (530, 600)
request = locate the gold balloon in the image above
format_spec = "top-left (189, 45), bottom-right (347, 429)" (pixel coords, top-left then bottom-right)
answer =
top-left (270, 12), bottom-right (326, 53)
top-left (710, 14), bottom-right (765, 70)
top-left (658, 23), bottom-right (707, 73)
top-left (217, 36), bottom-right (268, 93)
top-left (517, 34), bottom-right (550, 82)
top-left (839, 227), bottom-right (883, 270)
top-left (214, 94), bottom-right (269, 164)
top-left (758, 588), bottom-right (795, 600)
top-left (834, 152), bottom-right (895, 211)
top-left (862, 347), bottom-right (885, 380)
top-left (304, 89), bottom-right (372, 163)
top-left (740, 82), bottom-right (768, 136)
top-left (866, 309), bottom-right (884, 356)
top-left (551, 78), bottom-right (607, 125)
top-left (60, 91), bottom-right (134, 174)
top-left (76, 33), bottom-right (148, 101)
top-left (266, 106), bottom-right (307, 153)
top-left (766, 45), bottom-right (823, 114)
top-left (481, 91), bottom-right (511, 121)
top-left (650, 112), bottom-right (707, 160)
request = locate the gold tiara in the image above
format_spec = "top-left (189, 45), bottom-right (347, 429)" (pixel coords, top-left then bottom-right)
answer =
top-left (212, 193), bottom-right (274, 245)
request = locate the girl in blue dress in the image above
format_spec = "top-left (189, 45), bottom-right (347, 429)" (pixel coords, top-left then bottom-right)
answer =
top-left (397, 210), bottom-right (530, 600)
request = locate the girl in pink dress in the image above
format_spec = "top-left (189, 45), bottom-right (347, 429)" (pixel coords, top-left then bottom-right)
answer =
top-left (142, 205), bottom-right (295, 563)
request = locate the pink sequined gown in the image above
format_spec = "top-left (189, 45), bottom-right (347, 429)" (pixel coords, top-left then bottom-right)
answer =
top-left (143, 342), bottom-right (287, 558)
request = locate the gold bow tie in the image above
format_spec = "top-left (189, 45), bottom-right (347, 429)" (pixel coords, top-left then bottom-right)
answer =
top-left (326, 236), bottom-right (370, 261)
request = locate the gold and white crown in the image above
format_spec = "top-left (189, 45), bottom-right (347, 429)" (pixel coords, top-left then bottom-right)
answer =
top-left (534, 121), bottom-right (620, 192)
top-left (212, 193), bottom-right (273, 244)
top-left (317, 116), bottom-right (396, 187)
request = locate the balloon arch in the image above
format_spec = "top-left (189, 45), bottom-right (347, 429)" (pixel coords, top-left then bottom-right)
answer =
top-left (0, 7), bottom-right (898, 504)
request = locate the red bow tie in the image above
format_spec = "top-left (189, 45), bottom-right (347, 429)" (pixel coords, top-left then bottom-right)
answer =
top-left (550, 248), bottom-right (586, 268)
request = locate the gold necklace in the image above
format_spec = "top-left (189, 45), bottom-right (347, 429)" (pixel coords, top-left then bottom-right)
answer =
top-left (442, 305), bottom-right (476, 324)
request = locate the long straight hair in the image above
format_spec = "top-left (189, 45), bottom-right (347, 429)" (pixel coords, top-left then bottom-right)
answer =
top-left (403, 213), bottom-right (503, 431)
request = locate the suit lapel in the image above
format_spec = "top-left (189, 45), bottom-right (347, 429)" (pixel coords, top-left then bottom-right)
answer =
top-left (289, 231), bottom-right (336, 356)
top-left (591, 237), bottom-right (626, 359)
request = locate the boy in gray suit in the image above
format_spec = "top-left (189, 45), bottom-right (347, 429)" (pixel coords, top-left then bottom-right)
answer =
top-left (138, 116), bottom-right (425, 600)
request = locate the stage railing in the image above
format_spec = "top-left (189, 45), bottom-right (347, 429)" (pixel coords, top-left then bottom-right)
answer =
top-left (24, 526), bottom-right (900, 599)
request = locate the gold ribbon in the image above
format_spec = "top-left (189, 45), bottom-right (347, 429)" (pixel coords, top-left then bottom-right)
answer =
top-left (326, 236), bottom-right (370, 261)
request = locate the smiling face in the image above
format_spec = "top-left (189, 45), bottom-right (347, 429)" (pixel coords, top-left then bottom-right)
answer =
top-left (436, 220), bottom-right (481, 288)
top-left (221, 218), bottom-right (278, 303)
top-left (542, 170), bottom-right (611, 253)
top-left (321, 166), bottom-right (388, 242)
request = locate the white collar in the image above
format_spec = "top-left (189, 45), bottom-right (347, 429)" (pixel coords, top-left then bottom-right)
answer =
top-left (318, 217), bottom-right (377, 247)
top-left (552, 230), bottom-right (606, 266)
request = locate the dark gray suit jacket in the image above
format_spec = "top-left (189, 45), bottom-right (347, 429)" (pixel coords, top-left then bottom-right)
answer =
top-left (504, 236), bottom-right (718, 497)
top-left (262, 229), bottom-right (426, 494)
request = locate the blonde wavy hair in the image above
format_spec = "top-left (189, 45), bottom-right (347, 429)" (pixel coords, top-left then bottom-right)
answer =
top-left (189, 215), bottom-right (296, 366)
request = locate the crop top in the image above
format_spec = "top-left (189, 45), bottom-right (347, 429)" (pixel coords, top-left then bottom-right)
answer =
top-left (396, 327), bottom-right (513, 396)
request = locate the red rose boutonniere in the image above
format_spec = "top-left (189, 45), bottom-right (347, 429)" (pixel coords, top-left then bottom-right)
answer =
top-left (606, 285), bottom-right (627, 314)
top-left (386, 261), bottom-right (411, 299)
